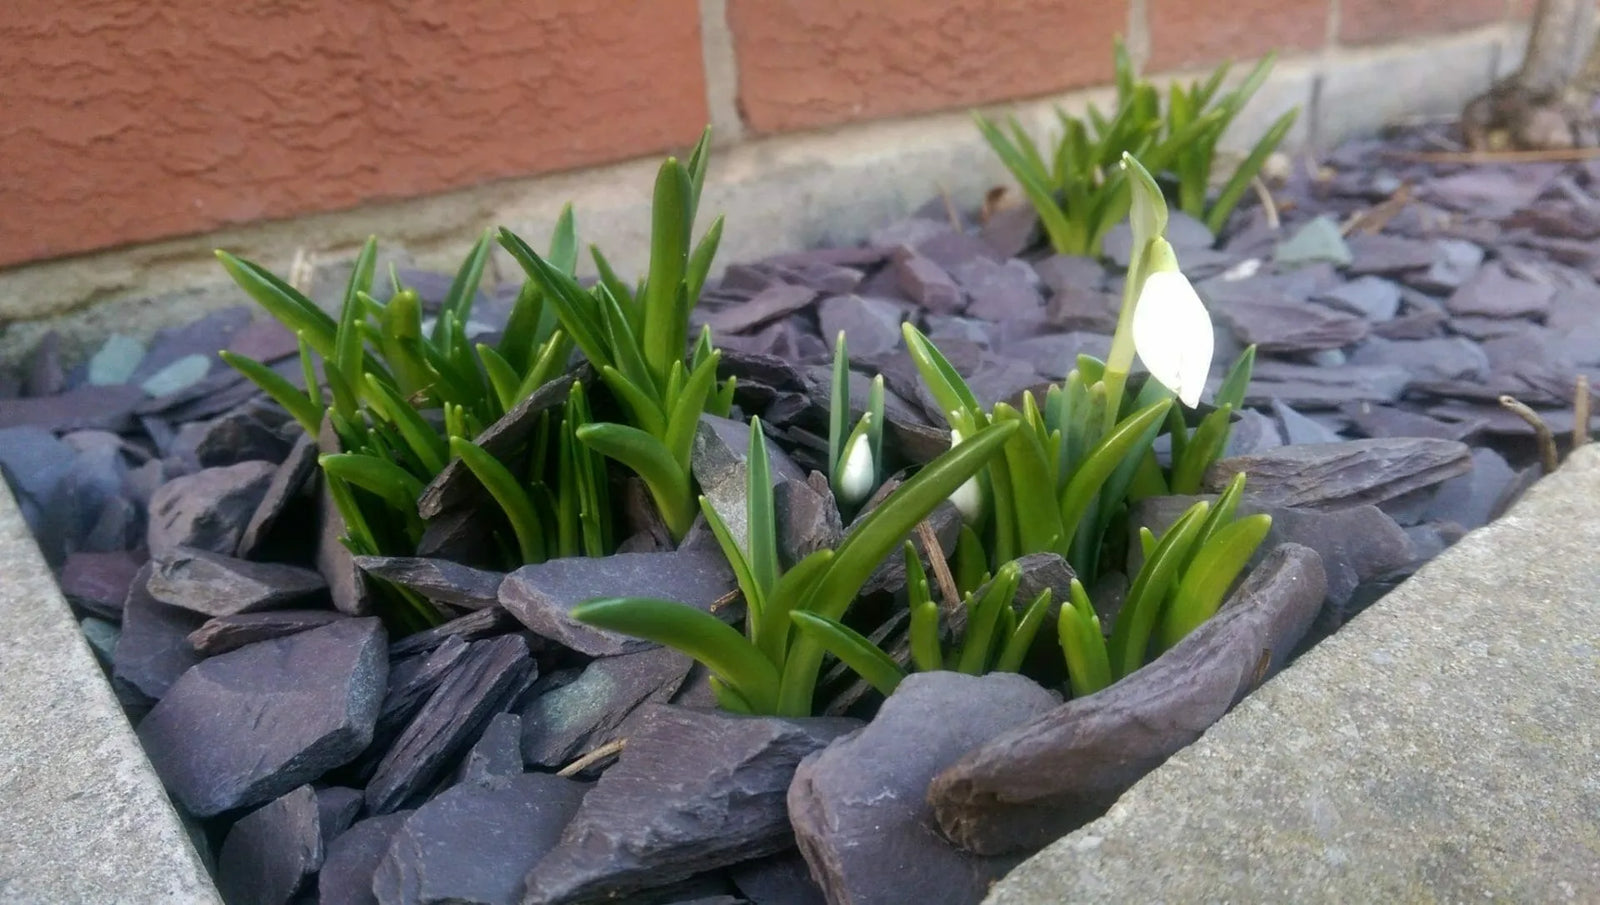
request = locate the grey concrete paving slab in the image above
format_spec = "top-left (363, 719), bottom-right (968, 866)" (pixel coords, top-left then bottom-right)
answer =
top-left (0, 480), bottom-right (220, 904)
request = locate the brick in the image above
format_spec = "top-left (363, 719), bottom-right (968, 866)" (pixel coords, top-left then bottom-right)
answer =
top-left (728, 0), bottom-right (1126, 134)
top-left (0, 0), bottom-right (707, 268)
top-left (1340, 0), bottom-right (1508, 45)
top-left (1148, 0), bottom-right (1329, 73)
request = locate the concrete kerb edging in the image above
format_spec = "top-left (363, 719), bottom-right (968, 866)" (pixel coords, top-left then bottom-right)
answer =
top-left (0, 479), bottom-right (221, 904)
top-left (988, 444), bottom-right (1600, 904)
top-left (0, 23), bottom-right (1523, 370)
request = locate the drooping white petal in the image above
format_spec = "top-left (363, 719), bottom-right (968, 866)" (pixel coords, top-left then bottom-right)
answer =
top-left (946, 428), bottom-right (983, 524)
top-left (1132, 270), bottom-right (1215, 408)
top-left (950, 476), bottom-right (983, 525)
top-left (837, 432), bottom-right (876, 505)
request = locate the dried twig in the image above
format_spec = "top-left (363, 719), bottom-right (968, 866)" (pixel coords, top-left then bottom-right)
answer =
top-left (1249, 175), bottom-right (1280, 230)
top-left (1340, 183), bottom-right (1413, 237)
top-left (936, 182), bottom-right (962, 232)
top-left (1385, 112), bottom-right (1461, 128)
top-left (709, 588), bottom-right (742, 614)
top-left (915, 519), bottom-right (962, 619)
top-left (1416, 130), bottom-right (1461, 153)
top-left (1499, 395), bottom-right (1560, 474)
top-left (978, 186), bottom-right (1011, 225)
top-left (557, 738), bottom-right (626, 777)
top-left (1575, 374), bottom-right (1591, 451)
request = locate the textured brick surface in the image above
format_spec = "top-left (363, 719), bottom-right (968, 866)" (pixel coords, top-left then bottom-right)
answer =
top-left (0, 0), bottom-right (707, 268)
top-left (728, 0), bottom-right (1126, 134)
top-left (1340, 0), bottom-right (1508, 45)
top-left (1148, 0), bottom-right (1329, 73)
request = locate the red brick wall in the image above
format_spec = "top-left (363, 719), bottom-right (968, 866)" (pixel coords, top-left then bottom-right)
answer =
top-left (726, 0), bottom-right (1125, 133)
top-left (0, 0), bottom-right (707, 269)
top-left (0, 0), bottom-right (1525, 270)
top-left (1147, 0), bottom-right (1330, 73)
top-left (1339, 0), bottom-right (1509, 45)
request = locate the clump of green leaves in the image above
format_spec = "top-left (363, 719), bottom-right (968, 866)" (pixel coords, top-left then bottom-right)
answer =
top-left (569, 415), bottom-right (1019, 717)
top-left (800, 473), bottom-right (1269, 702)
top-left (903, 321), bottom-right (1254, 590)
top-left (824, 155), bottom-right (1274, 701)
top-left (216, 218), bottom-right (600, 631)
top-left (498, 128), bottom-right (733, 542)
top-left (792, 548), bottom-right (1053, 699)
top-left (901, 153), bottom-right (1253, 592)
top-left (976, 38), bottom-right (1297, 255)
top-left (1058, 472), bottom-right (1270, 695)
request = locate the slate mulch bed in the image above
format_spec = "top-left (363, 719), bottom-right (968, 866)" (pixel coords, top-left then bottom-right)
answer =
top-left (2, 121), bottom-right (1596, 905)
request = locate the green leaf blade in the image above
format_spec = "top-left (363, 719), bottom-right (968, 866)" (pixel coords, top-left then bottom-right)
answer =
top-left (576, 423), bottom-right (693, 540)
top-left (448, 436), bottom-right (546, 564)
top-left (789, 611), bottom-right (906, 698)
top-left (1158, 512), bottom-right (1273, 651)
top-left (573, 597), bottom-right (780, 713)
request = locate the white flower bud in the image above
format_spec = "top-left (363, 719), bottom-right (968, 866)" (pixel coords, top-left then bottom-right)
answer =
top-left (946, 427), bottom-right (982, 524)
top-left (837, 431), bottom-right (876, 505)
top-left (950, 476), bottom-right (983, 525)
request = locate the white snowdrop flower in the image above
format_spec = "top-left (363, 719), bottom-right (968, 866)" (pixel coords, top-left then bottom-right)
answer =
top-left (947, 428), bottom-right (984, 524)
top-left (1131, 269), bottom-right (1215, 408)
top-left (837, 430), bottom-right (876, 505)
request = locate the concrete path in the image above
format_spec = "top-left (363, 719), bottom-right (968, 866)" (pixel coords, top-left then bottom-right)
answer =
top-left (989, 444), bottom-right (1600, 903)
top-left (0, 482), bottom-right (219, 904)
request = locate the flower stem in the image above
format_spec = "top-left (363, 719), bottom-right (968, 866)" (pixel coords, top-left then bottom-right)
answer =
top-left (1102, 244), bottom-right (1147, 432)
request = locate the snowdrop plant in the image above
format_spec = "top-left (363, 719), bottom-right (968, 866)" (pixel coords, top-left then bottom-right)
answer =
top-left (904, 153), bottom-right (1254, 589)
top-left (1102, 151), bottom-right (1216, 422)
top-left (498, 127), bottom-right (735, 542)
top-left (791, 470), bottom-right (1270, 699)
top-left (219, 222), bottom-right (573, 449)
top-left (1095, 152), bottom-right (1256, 505)
top-left (977, 39), bottom-right (1295, 256)
top-left (792, 550), bottom-right (1052, 699)
top-left (1057, 471), bottom-right (1271, 695)
top-left (217, 220), bottom-right (600, 632)
top-left (570, 416), bottom-right (1019, 717)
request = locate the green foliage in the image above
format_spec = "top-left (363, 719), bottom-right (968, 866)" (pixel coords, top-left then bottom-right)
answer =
top-left (798, 549), bottom-right (1054, 696)
top-left (904, 552), bottom-right (1054, 675)
top-left (570, 416), bottom-right (1019, 716)
top-left (902, 151), bottom-right (1255, 589)
top-left (807, 469), bottom-right (1270, 701)
top-left (975, 38), bottom-right (1298, 255)
top-left (498, 127), bottom-right (732, 541)
top-left (218, 213), bottom-right (605, 632)
top-left (909, 321), bottom-right (1255, 586)
top-left (218, 129), bottom-right (739, 634)
top-left (1062, 471), bottom-right (1272, 694)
